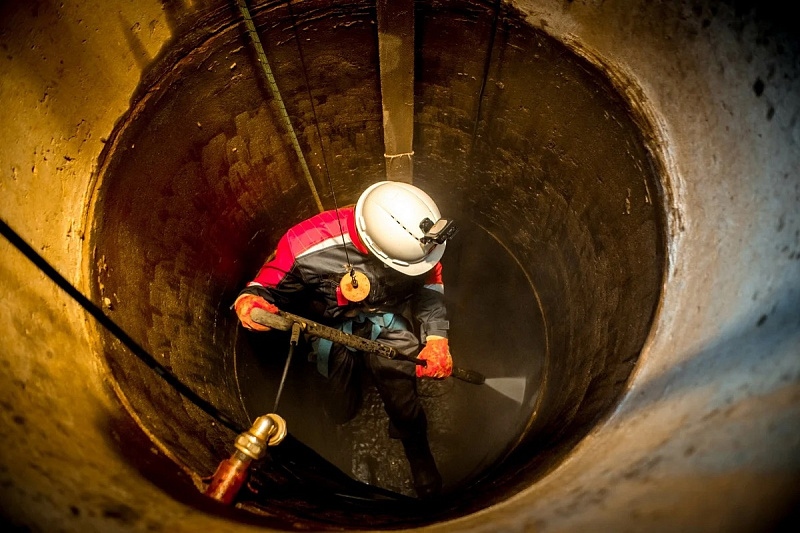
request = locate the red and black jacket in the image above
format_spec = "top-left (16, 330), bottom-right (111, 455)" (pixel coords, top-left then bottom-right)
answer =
top-left (238, 206), bottom-right (449, 340)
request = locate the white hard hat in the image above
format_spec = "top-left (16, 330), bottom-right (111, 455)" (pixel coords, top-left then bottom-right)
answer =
top-left (355, 181), bottom-right (447, 276)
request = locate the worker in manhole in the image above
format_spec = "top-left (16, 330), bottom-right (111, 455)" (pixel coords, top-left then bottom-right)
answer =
top-left (233, 181), bottom-right (458, 498)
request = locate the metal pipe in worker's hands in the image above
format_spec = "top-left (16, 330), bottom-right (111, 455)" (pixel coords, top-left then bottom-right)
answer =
top-left (250, 308), bottom-right (485, 385)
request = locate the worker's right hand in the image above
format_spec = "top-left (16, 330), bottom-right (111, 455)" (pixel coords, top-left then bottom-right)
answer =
top-left (234, 294), bottom-right (279, 331)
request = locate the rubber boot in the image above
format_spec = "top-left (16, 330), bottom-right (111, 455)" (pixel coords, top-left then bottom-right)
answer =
top-left (401, 435), bottom-right (442, 498)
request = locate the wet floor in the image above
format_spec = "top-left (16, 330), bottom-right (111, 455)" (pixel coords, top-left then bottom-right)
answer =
top-left (234, 222), bottom-right (547, 496)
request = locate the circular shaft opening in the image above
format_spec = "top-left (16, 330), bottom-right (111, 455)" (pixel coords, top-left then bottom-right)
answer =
top-left (85, 1), bottom-right (666, 528)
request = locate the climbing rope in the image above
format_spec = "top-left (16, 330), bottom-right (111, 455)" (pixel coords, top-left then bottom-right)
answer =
top-left (278, 0), bottom-right (365, 293)
top-left (234, 0), bottom-right (324, 213)
top-left (470, 0), bottom-right (502, 157)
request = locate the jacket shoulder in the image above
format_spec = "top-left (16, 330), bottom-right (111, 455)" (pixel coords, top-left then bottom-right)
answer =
top-left (285, 209), bottom-right (352, 257)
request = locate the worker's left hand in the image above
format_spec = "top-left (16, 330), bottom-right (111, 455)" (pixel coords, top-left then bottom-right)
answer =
top-left (416, 336), bottom-right (453, 379)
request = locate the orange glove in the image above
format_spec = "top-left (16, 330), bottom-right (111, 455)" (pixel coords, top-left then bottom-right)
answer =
top-left (416, 336), bottom-right (453, 379)
top-left (234, 294), bottom-right (279, 331)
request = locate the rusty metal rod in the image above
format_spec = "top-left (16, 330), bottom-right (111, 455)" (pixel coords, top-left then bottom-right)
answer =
top-left (250, 308), bottom-right (485, 384)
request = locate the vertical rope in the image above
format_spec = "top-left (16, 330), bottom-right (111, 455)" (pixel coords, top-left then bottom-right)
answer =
top-left (235, 0), bottom-right (324, 213)
top-left (285, 1), bottom-right (354, 273)
top-left (470, 0), bottom-right (502, 157)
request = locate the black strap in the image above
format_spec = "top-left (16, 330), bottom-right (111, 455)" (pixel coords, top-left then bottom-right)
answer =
top-left (0, 217), bottom-right (245, 433)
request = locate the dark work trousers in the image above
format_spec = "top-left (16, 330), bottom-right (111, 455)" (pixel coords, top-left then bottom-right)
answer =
top-left (321, 318), bottom-right (427, 440)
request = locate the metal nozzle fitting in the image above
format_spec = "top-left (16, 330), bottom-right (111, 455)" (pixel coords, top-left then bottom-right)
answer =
top-left (233, 413), bottom-right (287, 460)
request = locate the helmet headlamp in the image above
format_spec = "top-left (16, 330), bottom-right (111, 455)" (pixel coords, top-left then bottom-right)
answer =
top-left (419, 218), bottom-right (458, 245)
